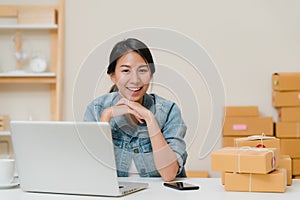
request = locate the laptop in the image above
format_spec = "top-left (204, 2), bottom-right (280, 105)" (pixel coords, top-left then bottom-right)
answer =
top-left (10, 121), bottom-right (148, 196)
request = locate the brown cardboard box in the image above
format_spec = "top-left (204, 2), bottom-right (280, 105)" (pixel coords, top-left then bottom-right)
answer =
top-left (278, 155), bottom-right (292, 186)
top-left (186, 170), bottom-right (209, 178)
top-left (234, 135), bottom-right (280, 149)
top-left (292, 159), bottom-right (300, 175)
top-left (224, 169), bottom-right (286, 192)
top-left (224, 106), bottom-right (259, 118)
top-left (279, 107), bottom-right (300, 122)
top-left (276, 122), bottom-right (300, 138)
top-left (280, 139), bottom-right (300, 158)
top-left (18, 8), bottom-right (56, 25)
top-left (211, 147), bottom-right (278, 174)
top-left (222, 136), bottom-right (243, 147)
top-left (272, 73), bottom-right (300, 91)
top-left (223, 117), bottom-right (274, 136)
top-left (272, 91), bottom-right (300, 107)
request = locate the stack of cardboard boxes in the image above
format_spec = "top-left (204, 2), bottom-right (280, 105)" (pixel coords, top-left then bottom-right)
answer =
top-left (272, 73), bottom-right (300, 179)
top-left (211, 147), bottom-right (286, 192)
top-left (215, 105), bottom-right (292, 192)
top-left (222, 106), bottom-right (274, 147)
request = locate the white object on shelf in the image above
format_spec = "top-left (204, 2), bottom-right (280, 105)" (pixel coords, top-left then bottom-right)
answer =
top-left (29, 57), bottom-right (47, 73)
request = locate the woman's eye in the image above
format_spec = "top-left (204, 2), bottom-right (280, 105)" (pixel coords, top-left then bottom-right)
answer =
top-left (122, 69), bottom-right (130, 73)
top-left (139, 68), bottom-right (149, 73)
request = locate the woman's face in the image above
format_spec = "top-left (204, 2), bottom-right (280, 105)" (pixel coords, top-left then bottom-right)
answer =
top-left (110, 51), bottom-right (151, 103)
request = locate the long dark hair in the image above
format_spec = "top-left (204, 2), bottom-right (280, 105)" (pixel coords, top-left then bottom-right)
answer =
top-left (107, 38), bottom-right (155, 92)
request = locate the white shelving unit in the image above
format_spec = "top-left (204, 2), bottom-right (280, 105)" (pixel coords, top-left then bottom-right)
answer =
top-left (0, 0), bottom-right (65, 120)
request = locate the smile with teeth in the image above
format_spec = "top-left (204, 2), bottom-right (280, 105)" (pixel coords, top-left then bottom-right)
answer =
top-left (127, 87), bottom-right (143, 92)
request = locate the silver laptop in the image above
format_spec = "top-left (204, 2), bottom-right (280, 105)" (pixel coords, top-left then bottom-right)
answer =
top-left (10, 121), bottom-right (148, 196)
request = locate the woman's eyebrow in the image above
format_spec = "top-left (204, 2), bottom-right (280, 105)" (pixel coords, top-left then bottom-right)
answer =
top-left (119, 64), bottom-right (148, 68)
top-left (139, 64), bottom-right (149, 68)
top-left (120, 65), bottom-right (131, 68)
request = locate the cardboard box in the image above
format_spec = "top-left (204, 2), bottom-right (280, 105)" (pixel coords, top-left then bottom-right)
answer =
top-left (234, 135), bottom-right (280, 149)
top-left (272, 91), bottom-right (300, 107)
top-left (272, 73), bottom-right (300, 91)
top-left (224, 169), bottom-right (286, 193)
top-left (224, 106), bottom-right (259, 118)
top-left (279, 107), bottom-right (300, 122)
top-left (18, 8), bottom-right (56, 25)
top-left (292, 159), bottom-right (300, 175)
top-left (186, 170), bottom-right (209, 178)
top-left (222, 136), bottom-right (243, 147)
top-left (211, 147), bottom-right (278, 174)
top-left (278, 155), bottom-right (292, 186)
top-left (276, 122), bottom-right (300, 138)
top-left (280, 139), bottom-right (300, 158)
top-left (0, 115), bottom-right (10, 131)
top-left (223, 117), bottom-right (274, 136)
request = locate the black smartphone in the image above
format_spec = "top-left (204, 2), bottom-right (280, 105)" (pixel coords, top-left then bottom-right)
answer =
top-left (163, 181), bottom-right (199, 190)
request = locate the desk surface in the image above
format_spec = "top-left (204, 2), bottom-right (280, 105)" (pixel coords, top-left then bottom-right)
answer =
top-left (0, 178), bottom-right (299, 200)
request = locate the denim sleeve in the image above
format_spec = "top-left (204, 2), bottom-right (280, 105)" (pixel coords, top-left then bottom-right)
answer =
top-left (161, 103), bottom-right (187, 175)
top-left (83, 103), bottom-right (99, 122)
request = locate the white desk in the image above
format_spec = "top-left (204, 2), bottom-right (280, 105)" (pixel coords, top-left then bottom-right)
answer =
top-left (0, 178), bottom-right (299, 200)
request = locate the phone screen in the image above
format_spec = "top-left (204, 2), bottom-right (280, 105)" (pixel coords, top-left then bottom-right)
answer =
top-left (163, 182), bottom-right (199, 190)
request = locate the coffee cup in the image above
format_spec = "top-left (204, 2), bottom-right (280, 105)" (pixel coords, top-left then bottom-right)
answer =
top-left (0, 159), bottom-right (15, 185)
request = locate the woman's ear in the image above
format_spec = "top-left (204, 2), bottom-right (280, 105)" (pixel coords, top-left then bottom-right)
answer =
top-left (109, 73), bottom-right (116, 84)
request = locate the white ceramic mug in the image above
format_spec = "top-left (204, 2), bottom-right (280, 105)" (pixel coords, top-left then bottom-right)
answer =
top-left (0, 159), bottom-right (15, 185)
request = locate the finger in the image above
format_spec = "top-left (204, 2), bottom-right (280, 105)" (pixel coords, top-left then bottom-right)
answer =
top-left (130, 111), bottom-right (144, 124)
top-left (116, 99), bottom-right (140, 114)
top-left (116, 98), bottom-right (130, 106)
top-left (112, 104), bottom-right (144, 123)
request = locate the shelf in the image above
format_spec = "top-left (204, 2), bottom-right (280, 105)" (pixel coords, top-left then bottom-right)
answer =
top-left (0, 71), bottom-right (56, 77)
top-left (0, 71), bottom-right (56, 83)
top-left (0, 77), bottom-right (56, 83)
top-left (0, 24), bottom-right (58, 30)
top-left (0, 131), bottom-right (10, 136)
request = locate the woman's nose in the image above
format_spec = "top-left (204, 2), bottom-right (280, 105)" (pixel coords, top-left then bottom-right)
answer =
top-left (130, 71), bottom-right (141, 83)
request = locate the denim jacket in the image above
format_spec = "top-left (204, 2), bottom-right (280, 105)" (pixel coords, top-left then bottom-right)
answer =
top-left (84, 92), bottom-right (187, 177)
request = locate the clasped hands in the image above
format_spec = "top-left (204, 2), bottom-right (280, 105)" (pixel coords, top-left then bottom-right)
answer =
top-left (101, 98), bottom-right (154, 125)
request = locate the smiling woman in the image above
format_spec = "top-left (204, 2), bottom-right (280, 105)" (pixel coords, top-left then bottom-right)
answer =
top-left (84, 38), bottom-right (188, 181)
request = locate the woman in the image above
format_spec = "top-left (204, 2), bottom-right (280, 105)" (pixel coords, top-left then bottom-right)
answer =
top-left (84, 38), bottom-right (187, 181)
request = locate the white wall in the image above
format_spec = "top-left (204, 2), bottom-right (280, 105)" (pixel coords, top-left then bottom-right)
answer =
top-left (1, 0), bottom-right (300, 177)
